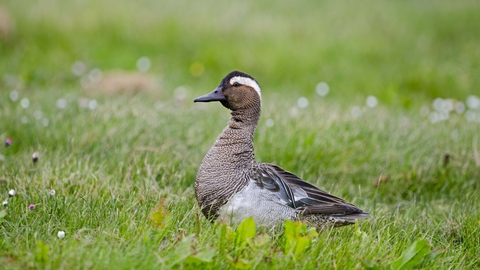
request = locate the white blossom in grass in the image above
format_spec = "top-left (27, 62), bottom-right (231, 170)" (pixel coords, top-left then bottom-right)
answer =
top-left (266, 118), bottom-right (274, 127)
top-left (455, 102), bottom-right (465, 114)
top-left (8, 189), bottom-right (15, 197)
top-left (56, 98), bottom-right (67, 109)
top-left (444, 99), bottom-right (454, 112)
top-left (297, 97), bottom-right (309, 108)
top-left (432, 98), bottom-right (445, 112)
top-left (366, 95), bottom-right (378, 108)
top-left (429, 112), bottom-right (440, 123)
top-left (2, 200), bottom-right (7, 207)
top-left (136, 56), bottom-right (151, 73)
top-left (438, 110), bottom-right (449, 121)
top-left (71, 61), bottom-right (86, 76)
top-left (32, 151), bottom-right (39, 164)
top-left (10, 90), bottom-right (18, 101)
top-left (48, 189), bottom-right (56, 196)
top-left (20, 98), bottom-right (30, 108)
top-left (88, 100), bottom-right (98, 110)
top-left (89, 68), bottom-right (102, 83)
top-left (57, 231), bottom-right (65, 239)
top-left (466, 95), bottom-right (480, 110)
top-left (465, 110), bottom-right (476, 122)
top-left (316, 82), bottom-right (329, 96)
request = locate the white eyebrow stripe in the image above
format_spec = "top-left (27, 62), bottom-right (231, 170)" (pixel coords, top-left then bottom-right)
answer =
top-left (229, 76), bottom-right (261, 99)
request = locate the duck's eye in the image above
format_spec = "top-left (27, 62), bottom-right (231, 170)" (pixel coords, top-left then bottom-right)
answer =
top-left (232, 82), bottom-right (241, 87)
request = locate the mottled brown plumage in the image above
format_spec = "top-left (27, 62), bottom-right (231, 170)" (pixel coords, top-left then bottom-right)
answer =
top-left (194, 71), bottom-right (369, 228)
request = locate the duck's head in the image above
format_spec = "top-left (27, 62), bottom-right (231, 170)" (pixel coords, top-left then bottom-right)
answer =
top-left (194, 71), bottom-right (261, 111)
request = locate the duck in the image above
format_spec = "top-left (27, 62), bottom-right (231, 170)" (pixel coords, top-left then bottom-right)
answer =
top-left (193, 70), bottom-right (369, 228)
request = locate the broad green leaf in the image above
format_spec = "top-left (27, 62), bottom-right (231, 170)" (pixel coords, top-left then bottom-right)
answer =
top-left (284, 234), bottom-right (295, 253)
top-left (284, 219), bottom-right (307, 238)
top-left (282, 220), bottom-right (315, 257)
top-left (216, 221), bottom-right (236, 257)
top-left (167, 234), bottom-right (195, 267)
top-left (185, 248), bottom-right (216, 264)
top-left (226, 224), bottom-right (236, 242)
top-left (170, 235), bottom-right (217, 266)
top-left (292, 236), bottom-right (311, 257)
top-left (391, 239), bottom-right (431, 270)
top-left (306, 227), bottom-right (319, 238)
top-left (235, 217), bottom-right (256, 247)
top-left (284, 219), bottom-right (296, 236)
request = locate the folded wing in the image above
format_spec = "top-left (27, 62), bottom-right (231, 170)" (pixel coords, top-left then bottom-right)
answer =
top-left (253, 163), bottom-right (369, 219)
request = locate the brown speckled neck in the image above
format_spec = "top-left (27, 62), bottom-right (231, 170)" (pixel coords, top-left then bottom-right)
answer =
top-left (214, 107), bottom-right (260, 162)
top-left (195, 106), bottom-right (261, 219)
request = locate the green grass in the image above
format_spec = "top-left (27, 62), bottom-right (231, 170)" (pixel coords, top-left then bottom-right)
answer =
top-left (1, 0), bottom-right (480, 269)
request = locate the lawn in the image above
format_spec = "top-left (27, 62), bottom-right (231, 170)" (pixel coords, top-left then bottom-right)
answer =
top-left (1, 0), bottom-right (480, 269)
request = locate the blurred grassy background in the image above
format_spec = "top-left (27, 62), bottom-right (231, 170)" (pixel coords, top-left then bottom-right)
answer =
top-left (1, 0), bottom-right (479, 106)
top-left (1, 1), bottom-right (480, 269)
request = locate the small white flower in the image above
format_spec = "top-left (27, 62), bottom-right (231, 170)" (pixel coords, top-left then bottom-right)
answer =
top-left (366, 95), bottom-right (378, 108)
top-left (10, 90), bottom-right (19, 101)
top-left (8, 189), bottom-right (15, 197)
top-left (266, 118), bottom-right (274, 127)
top-left (136, 56), bottom-right (151, 73)
top-left (32, 152), bottom-right (39, 163)
top-left (56, 98), bottom-right (67, 109)
top-left (48, 189), bottom-right (56, 196)
top-left (20, 98), bottom-right (30, 109)
top-left (316, 82), bottom-right (330, 96)
top-left (466, 95), bottom-right (480, 110)
top-left (297, 97), bottom-right (309, 108)
top-left (88, 100), bottom-right (98, 110)
top-left (455, 102), bottom-right (465, 114)
top-left (432, 98), bottom-right (445, 111)
top-left (2, 200), bottom-right (7, 207)
top-left (57, 231), bottom-right (66, 239)
top-left (72, 61), bottom-right (86, 76)
top-left (89, 68), bottom-right (102, 83)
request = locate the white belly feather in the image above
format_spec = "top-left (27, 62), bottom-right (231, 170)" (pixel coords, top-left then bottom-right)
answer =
top-left (218, 180), bottom-right (297, 227)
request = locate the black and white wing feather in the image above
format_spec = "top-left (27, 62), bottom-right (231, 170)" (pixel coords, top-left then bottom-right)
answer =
top-left (253, 163), bottom-right (369, 219)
